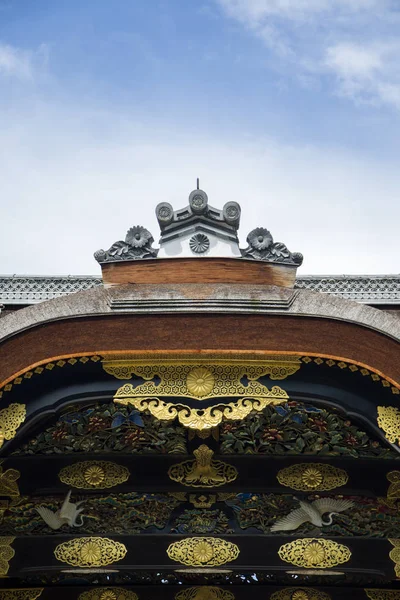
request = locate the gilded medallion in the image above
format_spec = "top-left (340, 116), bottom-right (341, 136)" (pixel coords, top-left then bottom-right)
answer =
top-left (168, 445), bottom-right (237, 487)
top-left (167, 537), bottom-right (239, 567)
top-left (59, 461), bottom-right (130, 489)
top-left (54, 537), bottom-right (127, 568)
top-left (278, 538), bottom-right (351, 569)
top-left (277, 463), bottom-right (348, 492)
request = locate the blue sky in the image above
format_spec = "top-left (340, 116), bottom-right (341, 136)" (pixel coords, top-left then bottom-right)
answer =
top-left (0, 0), bottom-right (399, 274)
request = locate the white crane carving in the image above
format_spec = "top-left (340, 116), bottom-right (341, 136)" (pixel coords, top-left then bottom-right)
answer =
top-left (36, 490), bottom-right (85, 530)
top-left (270, 498), bottom-right (354, 532)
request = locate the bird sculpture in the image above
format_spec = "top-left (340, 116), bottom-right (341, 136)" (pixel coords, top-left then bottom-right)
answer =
top-left (270, 497), bottom-right (354, 532)
top-left (36, 490), bottom-right (85, 530)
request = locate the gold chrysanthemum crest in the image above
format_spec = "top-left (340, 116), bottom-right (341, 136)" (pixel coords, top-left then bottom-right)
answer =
top-left (377, 406), bottom-right (400, 445)
top-left (277, 463), bottom-right (348, 491)
top-left (78, 589), bottom-right (139, 600)
top-left (270, 589), bottom-right (331, 600)
top-left (175, 587), bottom-right (235, 600)
top-left (54, 537), bottom-right (127, 567)
top-left (167, 537), bottom-right (239, 567)
top-left (59, 461), bottom-right (130, 489)
top-left (278, 538), bottom-right (351, 569)
top-left (187, 368), bottom-right (215, 398)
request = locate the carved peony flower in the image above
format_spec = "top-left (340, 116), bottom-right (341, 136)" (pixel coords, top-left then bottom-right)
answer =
top-left (301, 467), bottom-right (323, 489)
top-left (80, 541), bottom-right (102, 565)
top-left (84, 465), bottom-right (105, 487)
top-left (187, 368), bottom-right (215, 397)
top-left (247, 228), bottom-right (273, 250)
top-left (193, 540), bottom-right (214, 564)
top-left (125, 226), bottom-right (153, 248)
top-left (303, 542), bottom-right (325, 566)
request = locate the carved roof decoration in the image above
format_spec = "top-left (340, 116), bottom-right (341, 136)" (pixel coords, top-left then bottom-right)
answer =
top-left (93, 185), bottom-right (303, 265)
top-left (1, 274), bottom-right (399, 305)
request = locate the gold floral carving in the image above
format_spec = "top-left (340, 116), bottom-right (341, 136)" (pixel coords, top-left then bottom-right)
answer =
top-left (78, 589), bottom-right (138, 600)
top-left (278, 538), bottom-right (351, 569)
top-left (389, 539), bottom-right (400, 578)
top-left (0, 537), bottom-right (15, 576)
top-left (277, 463), bottom-right (348, 492)
top-left (0, 404), bottom-right (26, 448)
top-left (0, 591), bottom-right (43, 600)
top-left (189, 494), bottom-right (217, 508)
top-left (167, 537), bottom-right (240, 567)
top-left (0, 465), bottom-right (20, 498)
top-left (54, 537), bottom-right (127, 568)
top-left (365, 591), bottom-right (400, 600)
top-left (383, 472), bottom-right (400, 508)
top-left (105, 357), bottom-right (299, 399)
top-left (59, 461), bottom-right (130, 489)
top-left (270, 588), bottom-right (331, 600)
top-left (377, 406), bottom-right (400, 444)
top-left (115, 392), bottom-right (288, 431)
top-left (168, 445), bottom-right (237, 487)
top-left (175, 587), bottom-right (235, 600)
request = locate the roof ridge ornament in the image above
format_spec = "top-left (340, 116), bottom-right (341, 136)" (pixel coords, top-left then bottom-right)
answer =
top-left (94, 185), bottom-right (302, 267)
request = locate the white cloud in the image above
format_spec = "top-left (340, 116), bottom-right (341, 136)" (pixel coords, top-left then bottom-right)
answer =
top-left (0, 102), bottom-right (399, 275)
top-left (0, 43), bottom-right (48, 80)
top-left (216, 0), bottom-right (400, 110)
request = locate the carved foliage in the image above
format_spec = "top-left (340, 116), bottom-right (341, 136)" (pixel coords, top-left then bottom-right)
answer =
top-left (94, 226), bottom-right (157, 263)
top-left (13, 401), bottom-right (187, 455)
top-left (220, 401), bottom-right (396, 457)
top-left (242, 227), bottom-right (303, 266)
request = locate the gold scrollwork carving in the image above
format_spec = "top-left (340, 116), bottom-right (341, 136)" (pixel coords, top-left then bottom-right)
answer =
top-left (167, 537), bottom-right (240, 567)
top-left (278, 538), bottom-right (351, 569)
top-left (0, 465), bottom-right (20, 499)
top-left (175, 587), bottom-right (235, 600)
top-left (168, 445), bottom-right (237, 487)
top-left (378, 406), bottom-right (400, 445)
top-left (389, 539), bottom-right (400, 578)
top-left (0, 404), bottom-right (26, 448)
top-left (277, 463), bottom-right (348, 492)
top-left (59, 461), bottom-right (130, 489)
top-left (365, 592), bottom-right (400, 600)
top-left (270, 589), bottom-right (331, 600)
top-left (115, 392), bottom-right (288, 431)
top-left (384, 472), bottom-right (400, 508)
top-left (0, 591), bottom-right (43, 600)
top-left (54, 537), bottom-right (127, 568)
top-left (0, 536), bottom-right (15, 576)
top-left (78, 589), bottom-right (138, 600)
top-left (105, 357), bottom-right (299, 399)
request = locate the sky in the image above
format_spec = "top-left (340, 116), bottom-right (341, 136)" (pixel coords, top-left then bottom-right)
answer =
top-left (0, 0), bottom-right (399, 276)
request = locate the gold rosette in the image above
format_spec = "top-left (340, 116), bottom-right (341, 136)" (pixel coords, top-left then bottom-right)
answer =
top-left (54, 537), bottom-right (127, 568)
top-left (167, 537), bottom-right (239, 567)
top-left (278, 538), bottom-right (351, 569)
top-left (59, 461), bottom-right (130, 489)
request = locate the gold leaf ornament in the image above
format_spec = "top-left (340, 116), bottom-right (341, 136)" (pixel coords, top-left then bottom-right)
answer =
top-left (168, 445), bottom-right (237, 487)
top-left (365, 592), bottom-right (400, 600)
top-left (115, 392), bottom-right (288, 431)
top-left (167, 537), bottom-right (239, 567)
top-left (270, 589), bottom-right (331, 600)
top-left (78, 589), bottom-right (138, 600)
top-left (0, 591), bottom-right (44, 600)
top-left (278, 538), bottom-right (351, 569)
top-left (389, 539), bottom-right (400, 578)
top-left (59, 461), bottom-right (130, 489)
top-left (0, 404), bottom-right (26, 448)
top-left (54, 537), bottom-right (127, 567)
top-left (277, 463), bottom-right (348, 492)
top-left (0, 536), bottom-right (16, 576)
top-left (377, 406), bottom-right (400, 444)
top-left (175, 587), bottom-right (235, 600)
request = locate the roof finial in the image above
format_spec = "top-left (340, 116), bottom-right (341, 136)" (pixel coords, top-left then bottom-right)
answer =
top-left (196, 177), bottom-right (200, 190)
